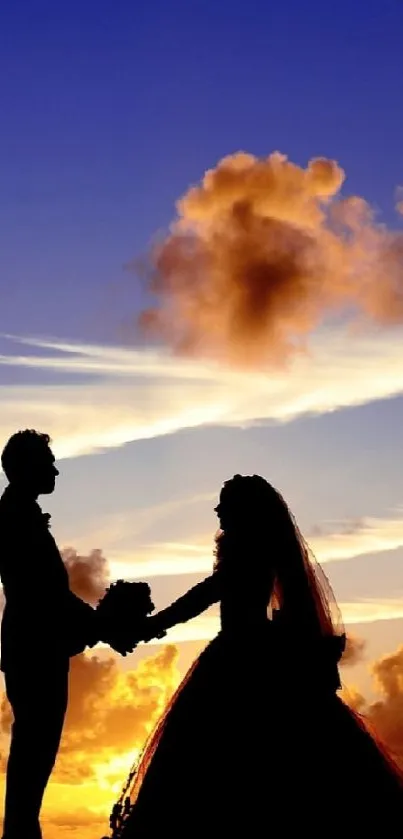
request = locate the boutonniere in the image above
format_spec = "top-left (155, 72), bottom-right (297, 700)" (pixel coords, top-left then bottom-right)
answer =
top-left (42, 513), bottom-right (51, 529)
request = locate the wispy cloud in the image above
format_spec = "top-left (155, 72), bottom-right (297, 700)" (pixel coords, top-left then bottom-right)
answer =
top-left (310, 514), bottom-right (403, 562)
top-left (1, 328), bottom-right (403, 460)
top-left (65, 493), bottom-right (215, 548)
top-left (107, 543), bottom-right (213, 579)
top-left (340, 599), bottom-right (403, 624)
top-left (75, 511), bottom-right (403, 580)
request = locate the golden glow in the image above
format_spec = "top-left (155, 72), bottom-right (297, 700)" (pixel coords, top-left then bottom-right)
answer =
top-left (0, 647), bottom-right (180, 838)
top-left (93, 748), bottom-right (140, 795)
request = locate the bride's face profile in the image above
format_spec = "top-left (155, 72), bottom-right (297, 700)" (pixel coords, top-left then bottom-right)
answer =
top-left (215, 474), bottom-right (278, 536)
top-left (214, 501), bottom-right (226, 530)
top-left (214, 490), bottom-right (250, 532)
top-left (214, 495), bottom-right (239, 532)
top-left (215, 475), bottom-right (263, 532)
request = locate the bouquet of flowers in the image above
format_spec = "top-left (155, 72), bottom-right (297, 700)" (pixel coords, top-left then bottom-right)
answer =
top-left (96, 580), bottom-right (156, 656)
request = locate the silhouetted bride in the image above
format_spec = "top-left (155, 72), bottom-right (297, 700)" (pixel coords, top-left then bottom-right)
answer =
top-left (111, 475), bottom-right (403, 836)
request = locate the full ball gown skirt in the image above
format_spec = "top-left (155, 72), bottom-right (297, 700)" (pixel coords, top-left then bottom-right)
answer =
top-left (117, 623), bottom-right (403, 837)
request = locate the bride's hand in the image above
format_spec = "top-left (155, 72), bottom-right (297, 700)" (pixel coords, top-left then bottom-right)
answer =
top-left (98, 619), bottom-right (138, 656)
top-left (140, 615), bottom-right (168, 643)
top-left (108, 636), bottom-right (137, 656)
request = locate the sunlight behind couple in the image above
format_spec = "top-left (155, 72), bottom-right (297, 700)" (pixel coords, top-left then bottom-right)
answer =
top-left (2, 8), bottom-right (403, 832)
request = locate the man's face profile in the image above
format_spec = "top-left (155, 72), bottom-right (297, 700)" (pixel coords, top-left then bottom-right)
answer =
top-left (1, 431), bottom-right (59, 496)
top-left (35, 447), bottom-right (59, 495)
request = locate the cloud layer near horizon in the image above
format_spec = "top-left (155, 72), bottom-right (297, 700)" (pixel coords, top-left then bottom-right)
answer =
top-left (60, 519), bottom-right (403, 638)
top-left (0, 328), bottom-right (403, 461)
top-left (66, 499), bottom-right (403, 580)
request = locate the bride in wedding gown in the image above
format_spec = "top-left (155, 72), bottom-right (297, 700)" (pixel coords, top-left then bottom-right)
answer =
top-left (111, 475), bottom-right (403, 837)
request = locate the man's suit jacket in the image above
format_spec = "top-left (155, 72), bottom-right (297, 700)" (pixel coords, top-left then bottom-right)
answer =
top-left (0, 485), bottom-right (99, 673)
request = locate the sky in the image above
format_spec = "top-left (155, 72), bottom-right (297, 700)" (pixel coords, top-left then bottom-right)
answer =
top-left (1, 1), bottom-right (403, 836)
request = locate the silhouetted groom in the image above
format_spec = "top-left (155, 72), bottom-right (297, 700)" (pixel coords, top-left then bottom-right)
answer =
top-left (0, 430), bottom-right (101, 839)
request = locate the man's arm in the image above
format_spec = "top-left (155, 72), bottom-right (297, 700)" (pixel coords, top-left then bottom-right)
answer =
top-left (66, 591), bottom-right (101, 648)
top-left (67, 591), bottom-right (139, 655)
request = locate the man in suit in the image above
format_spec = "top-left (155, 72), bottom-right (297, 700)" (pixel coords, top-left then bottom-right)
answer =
top-left (0, 430), bottom-right (103, 838)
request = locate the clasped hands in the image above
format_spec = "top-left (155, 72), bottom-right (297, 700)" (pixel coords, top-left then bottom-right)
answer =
top-left (100, 614), bottom-right (168, 657)
top-left (95, 580), bottom-right (168, 657)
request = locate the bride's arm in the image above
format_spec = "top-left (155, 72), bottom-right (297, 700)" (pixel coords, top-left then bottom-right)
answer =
top-left (142, 573), bottom-right (221, 640)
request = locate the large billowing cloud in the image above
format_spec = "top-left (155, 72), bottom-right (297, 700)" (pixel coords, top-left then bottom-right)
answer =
top-left (138, 152), bottom-right (403, 367)
top-left (59, 645), bottom-right (179, 783)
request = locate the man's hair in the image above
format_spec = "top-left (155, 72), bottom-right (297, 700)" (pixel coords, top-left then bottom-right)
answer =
top-left (1, 430), bottom-right (52, 481)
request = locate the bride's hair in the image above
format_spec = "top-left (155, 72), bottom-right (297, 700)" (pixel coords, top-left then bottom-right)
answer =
top-left (214, 474), bottom-right (343, 642)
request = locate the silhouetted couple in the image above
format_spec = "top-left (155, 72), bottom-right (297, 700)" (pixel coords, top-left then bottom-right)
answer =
top-left (0, 432), bottom-right (402, 839)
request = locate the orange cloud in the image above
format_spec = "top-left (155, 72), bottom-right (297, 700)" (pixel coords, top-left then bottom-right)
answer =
top-left (364, 645), bottom-right (403, 768)
top-left (0, 646), bottom-right (180, 836)
top-left (0, 646), bottom-right (180, 784)
top-left (343, 645), bottom-right (403, 770)
top-left (0, 549), bottom-right (180, 835)
top-left (62, 548), bottom-right (109, 605)
top-left (40, 811), bottom-right (109, 839)
top-left (139, 151), bottom-right (403, 367)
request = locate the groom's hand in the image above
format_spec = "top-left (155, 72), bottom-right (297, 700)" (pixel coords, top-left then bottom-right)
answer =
top-left (94, 613), bottom-right (133, 656)
top-left (105, 619), bottom-right (167, 652)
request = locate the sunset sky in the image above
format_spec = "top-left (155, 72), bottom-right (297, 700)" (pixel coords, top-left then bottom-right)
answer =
top-left (1, 1), bottom-right (403, 836)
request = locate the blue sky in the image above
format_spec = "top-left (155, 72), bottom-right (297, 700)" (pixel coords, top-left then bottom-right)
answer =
top-left (1, 0), bottom-right (403, 697)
